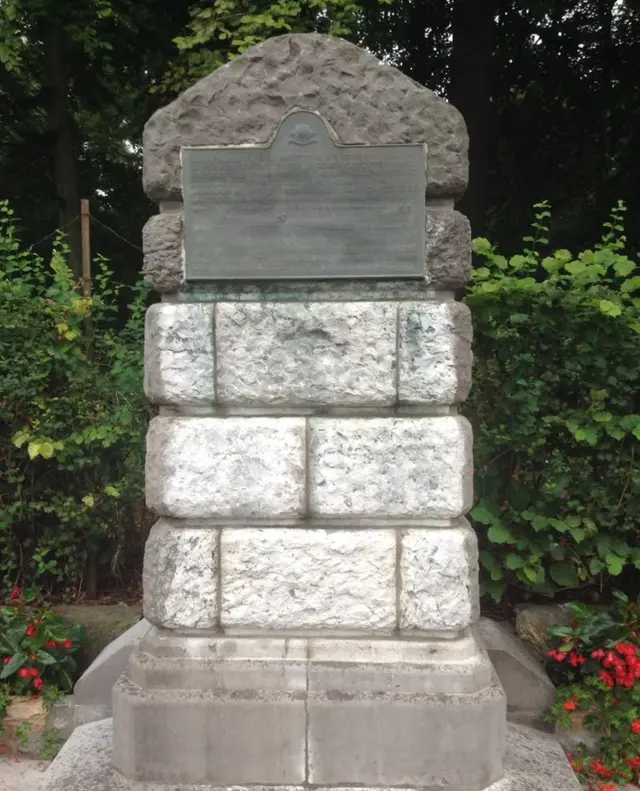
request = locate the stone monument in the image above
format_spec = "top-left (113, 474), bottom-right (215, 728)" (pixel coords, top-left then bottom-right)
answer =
top-left (41, 32), bottom-right (580, 791)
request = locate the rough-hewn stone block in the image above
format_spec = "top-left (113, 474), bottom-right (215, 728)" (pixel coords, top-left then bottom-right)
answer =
top-left (144, 303), bottom-right (214, 405)
top-left (221, 528), bottom-right (396, 631)
top-left (144, 35), bottom-right (468, 204)
top-left (398, 301), bottom-right (472, 405)
top-left (309, 416), bottom-right (473, 518)
top-left (143, 520), bottom-right (218, 629)
top-left (425, 209), bottom-right (472, 289)
top-left (142, 213), bottom-right (183, 293)
top-left (215, 302), bottom-right (396, 406)
top-left (400, 525), bottom-right (479, 632)
top-left (146, 417), bottom-right (306, 518)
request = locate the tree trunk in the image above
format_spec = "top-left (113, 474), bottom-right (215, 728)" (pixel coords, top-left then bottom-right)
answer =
top-left (42, 19), bottom-right (82, 276)
top-left (449, 0), bottom-right (496, 236)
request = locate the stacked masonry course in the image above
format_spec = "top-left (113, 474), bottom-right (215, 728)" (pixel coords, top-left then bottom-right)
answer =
top-left (37, 32), bottom-right (582, 791)
top-left (112, 33), bottom-right (507, 791)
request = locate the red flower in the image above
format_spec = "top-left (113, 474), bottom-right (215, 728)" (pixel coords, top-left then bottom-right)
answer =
top-left (616, 642), bottom-right (637, 658)
top-left (18, 668), bottom-right (29, 678)
top-left (548, 649), bottom-right (566, 662)
top-left (3, 657), bottom-right (10, 665)
top-left (30, 668), bottom-right (38, 678)
top-left (26, 623), bottom-right (37, 638)
top-left (33, 678), bottom-right (43, 692)
top-left (10, 586), bottom-right (20, 601)
top-left (599, 670), bottom-right (615, 688)
top-left (570, 759), bottom-right (583, 772)
top-left (626, 756), bottom-right (640, 771)
top-left (569, 652), bottom-right (586, 667)
top-left (45, 640), bottom-right (56, 648)
top-left (631, 720), bottom-right (640, 735)
top-left (601, 785), bottom-right (616, 791)
top-left (591, 649), bottom-right (605, 660)
top-left (563, 698), bottom-right (578, 711)
top-left (63, 639), bottom-right (73, 649)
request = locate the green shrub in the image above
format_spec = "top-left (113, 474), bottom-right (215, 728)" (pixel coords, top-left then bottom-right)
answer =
top-left (465, 201), bottom-right (640, 602)
top-left (0, 201), bottom-right (151, 595)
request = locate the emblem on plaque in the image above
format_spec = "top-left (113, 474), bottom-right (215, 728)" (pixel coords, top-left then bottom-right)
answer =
top-left (288, 123), bottom-right (318, 147)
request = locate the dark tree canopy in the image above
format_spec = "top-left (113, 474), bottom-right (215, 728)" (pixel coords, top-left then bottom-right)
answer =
top-left (1, 0), bottom-right (640, 274)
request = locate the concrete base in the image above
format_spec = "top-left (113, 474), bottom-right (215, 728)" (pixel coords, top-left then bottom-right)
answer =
top-left (38, 717), bottom-right (581, 791)
top-left (74, 618), bottom-right (151, 726)
top-left (475, 618), bottom-right (556, 732)
top-left (111, 628), bottom-right (505, 788)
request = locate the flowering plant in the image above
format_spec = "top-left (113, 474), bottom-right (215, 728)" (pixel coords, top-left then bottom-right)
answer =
top-left (547, 591), bottom-right (640, 790)
top-left (0, 587), bottom-right (85, 700)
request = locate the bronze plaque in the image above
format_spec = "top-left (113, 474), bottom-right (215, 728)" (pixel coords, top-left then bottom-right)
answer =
top-left (182, 111), bottom-right (425, 281)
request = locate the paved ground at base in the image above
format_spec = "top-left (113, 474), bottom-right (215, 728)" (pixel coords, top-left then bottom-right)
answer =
top-left (0, 757), bottom-right (49, 791)
top-left (5, 754), bottom-right (637, 791)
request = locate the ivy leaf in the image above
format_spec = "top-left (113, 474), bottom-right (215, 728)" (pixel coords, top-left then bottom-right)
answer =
top-left (27, 442), bottom-right (40, 460)
top-left (488, 521), bottom-right (516, 545)
top-left (620, 275), bottom-right (640, 293)
top-left (39, 441), bottom-right (55, 459)
top-left (471, 506), bottom-right (496, 525)
top-left (82, 494), bottom-right (95, 508)
top-left (549, 564), bottom-right (579, 587)
top-left (472, 238), bottom-right (493, 255)
top-left (104, 485), bottom-right (120, 499)
top-left (613, 258), bottom-right (635, 276)
top-left (504, 553), bottom-right (524, 570)
top-left (598, 299), bottom-right (622, 317)
top-left (605, 553), bottom-right (625, 576)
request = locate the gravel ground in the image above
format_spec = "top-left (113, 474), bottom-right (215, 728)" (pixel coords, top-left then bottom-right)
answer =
top-left (0, 757), bottom-right (49, 791)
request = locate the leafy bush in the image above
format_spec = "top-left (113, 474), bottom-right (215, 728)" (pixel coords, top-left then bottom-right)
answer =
top-left (0, 201), bottom-right (151, 595)
top-left (0, 586), bottom-right (85, 696)
top-left (465, 201), bottom-right (640, 602)
top-left (546, 592), bottom-right (640, 790)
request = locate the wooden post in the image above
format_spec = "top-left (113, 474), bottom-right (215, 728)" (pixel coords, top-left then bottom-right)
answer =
top-left (80, 199), bottom-right (92, 298)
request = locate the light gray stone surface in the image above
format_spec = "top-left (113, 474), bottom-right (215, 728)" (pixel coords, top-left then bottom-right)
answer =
top-left (220, 528), bottom-right (396, 630)
top-left (476, 618), bottom-right (556, 731)
top-left (74, 619), bottom-right (151, 725)
top-left (143, 34), bottom-right (468, 204)
top-left (400, 524), bottom-right (480, 631)
top-left (125, 629), bottom-right (492, 694)
top-left (38, 719), bottom-right (582, 791)
top-left (144, 303), bottom-right (214, 405)
top-left (215, 302), bottom-right (396, 406)
top-left (425, 208), bottom-right (472, 289)
top-left (113, 676), bottom-right (306, 785)
top-left (307, 675), bottom-right (506, 787)
top-left (309, 416), bottom-right (473, 518)
top-left (399, 300), bottom-right (473, 404)
top-left (143, 521), bottom-right (218, 629)
top-left (146, 417), bottom-right (306, 518)
top-left (142, 213), bottom-right (183, 293)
